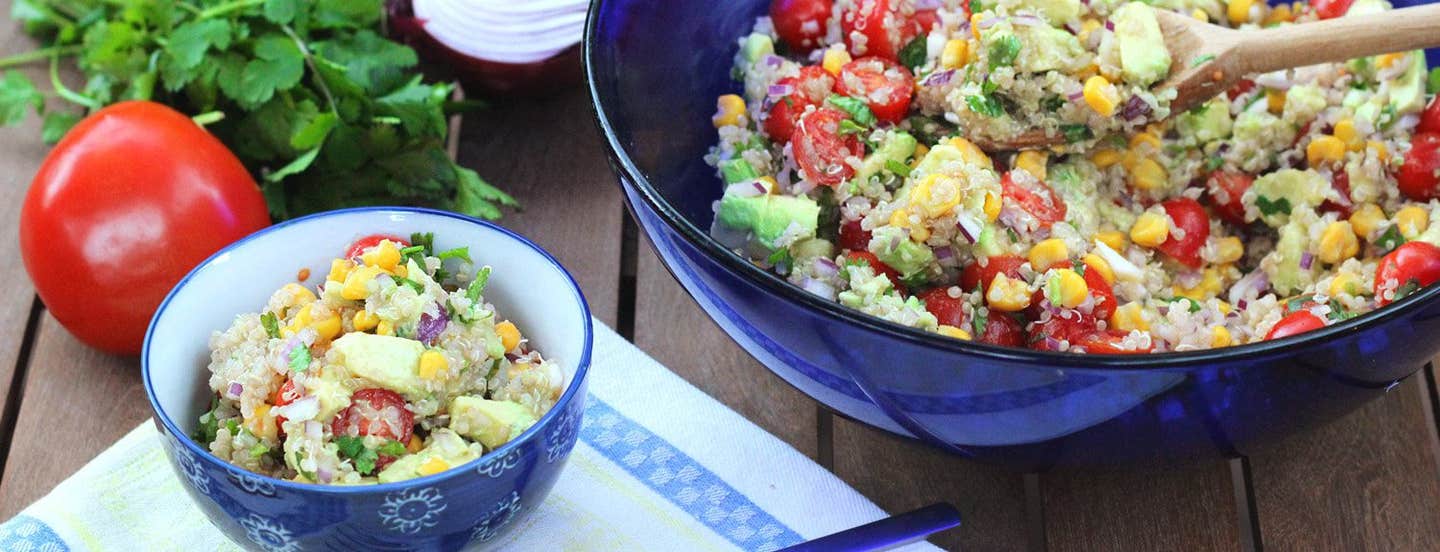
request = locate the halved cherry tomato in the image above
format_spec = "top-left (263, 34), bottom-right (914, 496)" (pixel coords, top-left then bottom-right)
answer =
top-left (770, 0), bottom-right (834, 52)
top-left (835, 57), bottom-right (915, 124)
top-left (1074, 330), bottom-right (1154, 354)
top-left (1398, 133), bottom-right (1440, 201)
top-left (847, 251), bottom-right (907, 294)
top-left (793, 108), bottom-right (865, 187)
top-left (1029, 313), bottom-right (1098, 350)
top-left (919, 287), bottom-right (965, 327)
top-left (273, 379), bottom-right (302, 435)
top-left (839, 219), bottom-right (872, 252)
top-left (977, 312), bottom-right (1025, 347)
top-left (1419, 95), bottom-right (1440, 135)
top-left (840, 0), bottom-right (929, 61)
top-left (1319, 171), bottom-right (1354, 218)
top-left (959, 254), bottom-right (1026, 293)
top-left (1000, 171), bottom-right (1067, 230)
top-left (1157, 197), bottom-right (1210, 269)
top-left (331, 388), bottom-right (415, 442)
top-left (1226, 78), bottom-right (1256, 100)
top-left (765, 66), bottom-right (835, 143)
top-left (1083, 267), bottom-right (1117, 322)
top-left (1375, 241), bottom-right (1440, 306)
top-left (1206, 171), bottom-right (1253, 226)
top-left (346, 234), bottom-right (408, 259)
top-left (1311, 0), bottom-right (1355, 19)
top-left (1265, 311), bottom-right (1327, 340)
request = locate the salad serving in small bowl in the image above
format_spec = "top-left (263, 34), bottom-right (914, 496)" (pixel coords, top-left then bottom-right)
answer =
top-left (143, 207), bottom-right (591, 551)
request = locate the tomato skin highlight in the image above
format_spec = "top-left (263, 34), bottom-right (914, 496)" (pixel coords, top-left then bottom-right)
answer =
top-left (331, 388), bottom-right (415, 443)
top-left (1265, 311), bottom-right (1327, 340)
top-left (1000, 171), bottom-right (1067, 230)
top-left (1157, 197), bottom-right (1210, 269)
top-left (1310, 0), bottom-right (1355, 19)
top-left (793, 108), bottom-right (864, 188)
top-left (770, 0), bottom-right (833, 52)
top-left (1398, 133), bottom-right (1440, 201)
top-left (1083, 268), bottom-right (1117, 322)
top-left (19, 101), bottom-right (270, 355)
top-left (345, 234), bottom-right (409, 259)
top-left (1206, 171), bottom-right (1253, 226)
top-left (840, 0), bottom-right (930, 61)
top-left (834, 57), bottom-right (915, 124)
top-left (1375, 242), bottom-right (1440, 306)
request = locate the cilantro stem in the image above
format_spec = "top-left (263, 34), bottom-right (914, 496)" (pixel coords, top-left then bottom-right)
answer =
top-left (191, 111), bottom-right (225, 126)
top-left (198, 0), bottom-right (264, 19)
top-left (0, 46), bottom-right (82, 69)
top-left (280, 25), bottom-right (338, 114)
top-left (49, 54), bottom-right (100, 110)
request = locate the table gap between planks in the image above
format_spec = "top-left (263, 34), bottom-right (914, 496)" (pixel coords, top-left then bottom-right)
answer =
top-left (0, 41), bottom-right (1437, 552)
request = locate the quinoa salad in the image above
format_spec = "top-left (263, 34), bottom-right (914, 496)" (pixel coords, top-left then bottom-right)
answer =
top-left (707, 0), bottom-right (1440, 353)
top-left (194, 234), bottom-right (563, 484)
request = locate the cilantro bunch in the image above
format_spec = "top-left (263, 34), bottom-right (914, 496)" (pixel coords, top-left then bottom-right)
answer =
top-left (0, 0), bottom-right (517, 220)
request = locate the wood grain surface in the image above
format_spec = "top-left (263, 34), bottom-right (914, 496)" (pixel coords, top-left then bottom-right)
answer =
top-left (1041, 462), bottom-right (1242, 551)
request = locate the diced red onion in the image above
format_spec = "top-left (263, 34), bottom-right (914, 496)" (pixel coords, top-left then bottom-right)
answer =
top-left (799, 277), bottom-right (837, 298)
top-left (957, 22), bottom-right (971, 37)
top-left (274, 395), bottom-right (319, 422)
top-left (416, 305), bottom-right (449, 345)
top-left (768, 83), bottom-right (794, 99)
top-left (1044, 335), bottom-right (1063, 350)
top-left (926, 70), bottom-right (956, 86)
top-left (977, 17), bottom-right (1001, 29)
top-left (1120, 95), bottom-right (1153, 121)
top-left (226, 382), bottom-right (244, 399)
top-left (1157, 304), bottom-right (1169, 315)
top-left (316, 467), bottom-right (334, 484)
top-left (933, 246), bottom-right (955, 261)
top-left (1104, 20), bottom-right (1115, 31)
top-left (1065, 21), bottom-right (1081, 35)
top-left (764, 54), bottom-right (784, 68)
top-left (1299, 252), bottom-right (1314, 270)
top-left (1010, 15), bottom-right (1042, 26)
top-left (1394, 113), bottom-right (1420, 132)
top-left (725, 181), bottom-right (765, 198)
top-left (1067, 89), bottom-right (1085, 101)
top-left (814, 257), bottom-right (840, 278)
top-left (1237, 299), bottom-right (1248, 311)
top-left (955, 213), bottom-right (982, 243)
top-left (915, 0), bottom-right (942, 8)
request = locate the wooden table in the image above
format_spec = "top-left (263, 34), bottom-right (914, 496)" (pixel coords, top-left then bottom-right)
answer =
top-left (2, 39), bottom-right (1439, 552)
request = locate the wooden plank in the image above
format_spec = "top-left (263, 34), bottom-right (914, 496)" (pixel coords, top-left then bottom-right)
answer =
top-left (454, 88), bottom-right (624, 327)
top-left (1248, 377), bottom-right (1440, 551)
top-left (632, 241), bottom-right (820, 459)
top-left (1041, 462), bottom-right (1241, 551)
top-left (0, 315), bottom-right (149, 518)
top-left (832, 419), bottom-right (1031, 551)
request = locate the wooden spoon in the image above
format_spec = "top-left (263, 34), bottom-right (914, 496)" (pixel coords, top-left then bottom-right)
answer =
top-left (975, 4), bottom-right (1440, 151)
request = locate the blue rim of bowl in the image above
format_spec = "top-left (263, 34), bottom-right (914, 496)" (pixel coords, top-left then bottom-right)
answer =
top-left (142, 206), bottom-right (594, 494)
top-left (581, 0), bottom-right (1440, 370)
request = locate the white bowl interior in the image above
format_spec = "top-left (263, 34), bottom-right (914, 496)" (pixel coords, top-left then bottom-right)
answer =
top-left (146, 209), bottom-right (589, 434)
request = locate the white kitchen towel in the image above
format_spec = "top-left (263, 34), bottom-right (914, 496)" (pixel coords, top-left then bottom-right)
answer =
top-left (0, 320), bottom-right (944, 551)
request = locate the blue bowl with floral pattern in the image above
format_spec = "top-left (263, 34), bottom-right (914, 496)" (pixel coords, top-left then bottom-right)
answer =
top-left (142, 207), bottom-right (592, 551)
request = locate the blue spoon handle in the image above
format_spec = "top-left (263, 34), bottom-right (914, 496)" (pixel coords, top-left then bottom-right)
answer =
top-left (779, 503), bottom-right (961, 552)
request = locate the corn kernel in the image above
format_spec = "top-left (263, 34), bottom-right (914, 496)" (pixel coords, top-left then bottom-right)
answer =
top-left (1049, 269), bottom-right (1089, 308)
top-left (1217, 301), bottom-right (1233, 315)
top-left (1111, 302), bottom-right (1150, 332)
top-left (1015, 150), bottom-right (1048, 181)
top-left (1263, 89), bottom-right (1285, 114)
top-left (983, 191), bottom-right (1002, 221)
top-left (1192, 8), bottom-right (1210, 21)
top-left (327, 259), bottom-right (355, 284)
top-left (1082, 75), bottom-right (1120, 117)
top-left (1174, 268), bottom-right (1223, 300)
top-left (937, 325), bottom-right (972, 340)
top-left (496, 320), bottom-right (522, 351)
top-left (1092, 149), bottom-right (1121, 169)
top-left (1349, 203), bottom-right (1385, 239)
top-left (361, 239), bottom-right (403, 271)
top-left (1329, 272), bottom-right (1368, 297)
top-left (1097, 230), bottom-right (1128, 251)
top-left (822, 48), bottom-right (852, 75)
top-left (947, 138), bottom-right (994, 169)
top-left (985, 274), bottom-right (1032, 312)
top-left (1395, 206), bottom-right (1429, 239)
top-left (910, 174), bottom-right (963, 218)
top-left (353, 310), bottom-right (380, 332)
top-left (1214, 236), bottom-right (1244, 264)
top-left (282, 283), bottom-right (317, 306)
top-left (247, 404), bottom-right (278, 442)
top-left (1127, 158), bottom-right (1169, 191)
top-left (1028, 238), bottom-right (1070, 271)
top-left (282, 304), bottom-right (314, 337)
top-left (1228, 0), bottom-right (1256, 24)
top-left (406, 434), bottom-right (424, 454)
top-left (377, 320), bottom-right (394, 336)
top-left (1264, 3), bottom-right (1292, 24)
top-left (1211, 326), bottom-right (1233, 348)
top-left (1306, 135), bottom-right (1346, 166)
top-left (889, 208), bottom-right (912, 228)
top-left (1333, 119), bottom-right (1363, 151)
top-left (940, 39), bottom-right (968, 69)
top-left (418, 456), bottom-right (450, 476)
top-left (1078, 18), bottom-right (1102, 42)
top-left (341, 265), bottom-right (383, 300)
top-left (910, 225), bottom-right (931, 243)
top-left (712, 94), bottom-right (746, 128)
top-left (1368, 140), bottom-right (1388, 162)
top-left (1128, 132), bottom-right (1163, 153)
top-left (418, 350), bottom-right (450, 380)
top-left (1376, 52), bottom-right (1403, 69)
top-left (910, 144), bottom-right (929, 170)
top-left (1318, 221), bottom-right (1360, 264)
top-left (1131, 212), bottom-right (1170, 248)
top-left (1082, 253), bottom-right (1115, 284)
top-left (313, 314), bottom-right (342, 341)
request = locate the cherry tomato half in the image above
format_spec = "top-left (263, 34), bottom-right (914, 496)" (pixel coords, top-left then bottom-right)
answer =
top-left (1319, 171), bottom-right (1354, 218)
top-left (1029, 313), bottom-right (1099, 350)
top-left (1265, 311), bottom-right (1327, 340)
top-left (1418, 95), bottom-right (1440, 135)
top-left (19, 101), bottom-right (270, 354)
top-left (919, 287), bottom-right (965, 327)
top-left (331, 388), bottom-right (415, 443)
top-left (793, 108), bottom-right (865, 187)
top-left (977, 312), bottom-right (1025, 347)
top-left (1075, 330), bottom-right (1154, 354)
top-left (1206, 171), bottom-right (1253, 226)
top-left (1398, 133), bottom-right (1440, 201)
top-left (273, 378), bottom-right (302, 434)
top-left (1000, 171), bottom-right (1068, 230)
top-left (765, 66), bottom-right (835, 143)
top-left (1311, 0), bottom-right (1355, 19)
top-left (1226, 78), bottom-right (1257, 100)
top-left (959, 254), bottom-right (1026, 293)
top-left (847, 251), bottom-right (907, 294)
top-left (835, 57), bottom-right (916, 124)
top-left (841, 0), bottom-right (930, 61)
top-left (770, 0), bottom-right (834, 52)
top-left (1375, 241), bottom-right (1440, 306)
top-left (1157, 197), bottom-right (1210, 269)
top-left (345, 234), bottom-right (410, 259)
top-left (1084, 267), bottom-right (1117, 322)
top-left (839, 219), bottom-right (873, 252)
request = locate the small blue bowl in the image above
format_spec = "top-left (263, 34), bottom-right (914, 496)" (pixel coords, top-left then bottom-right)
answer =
top-left (586, 0), bottom-right (1440, 467)
top-left (142, 207), bottom-right (592, 551)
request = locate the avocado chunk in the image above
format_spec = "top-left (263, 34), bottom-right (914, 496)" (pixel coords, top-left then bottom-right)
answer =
top-left (330, 333), bottom-right (426, 399)
top-left (1268, 210), bottom-right (1320, 295)
top-left (1000, 26), bottom-right (1085, 74)
top-left (740, 33), bottom-right (774, 64)
top-left (974, 223), bottom-right (1004, 258)
top-left (1250, 169), bottom-right (1331, 227)
top-left (868, 226), bottom-right (936, 283)
top-left (720, 158), bottom-right (760, 184)
top-left (853, 131), bottom-right (917, 187)
top-left (1389, 51), bottom-right (1428, 116)
top-left (377, 429), bottom-right (482, 483)
top-left (450, 396), bottom-right (538, 450)
top-left (1176, 98), bottom-right (1234, 144)
top-left (1016, 0), bottom-right (1082, 25)
top-left (716, 193), bottom-right (821, 248)
top-left (308, 375), bottom-right (352, 422)
top-left (1113, 3), bottom-right (1172, 86)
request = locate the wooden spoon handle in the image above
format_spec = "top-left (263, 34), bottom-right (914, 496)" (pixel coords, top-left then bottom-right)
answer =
top-left (1235, 4), bottom-right (1440, 75)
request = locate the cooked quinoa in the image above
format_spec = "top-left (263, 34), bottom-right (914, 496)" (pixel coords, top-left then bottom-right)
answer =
top-left (195, 234), bottom-right (563, 484)
top-left (706, 0), bottom-right (1440, 353)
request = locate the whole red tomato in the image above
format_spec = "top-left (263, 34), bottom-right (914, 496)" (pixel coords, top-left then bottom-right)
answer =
top-left (20, 101), bottom-right (270, 354)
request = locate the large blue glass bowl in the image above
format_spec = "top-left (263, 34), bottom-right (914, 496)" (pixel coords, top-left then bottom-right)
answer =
top-left (585, 0), bottom-right (1440, 467)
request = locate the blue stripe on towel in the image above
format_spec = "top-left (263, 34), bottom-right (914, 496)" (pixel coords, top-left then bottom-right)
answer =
top-left (580, 397), bottom-right (805, 551)
top-left (0, 515), bottom-right (69, 552)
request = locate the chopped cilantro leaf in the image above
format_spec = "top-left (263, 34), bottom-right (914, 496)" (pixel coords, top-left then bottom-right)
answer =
top-left (193, 395), bottom-right (221, 443)
top-left (1326, 299), bottom-right (1357, 321)
top-left (973, 309), bottom-right (989, 337)
top-left (1376, 225), bottom-right (1406, 253)
top-left (1255, 196), bottom-right (1292, 217)
top-left (965, 94), bottom-right (1005, 118)
top-left (885, 159), bottom-right (913, 177)
top-left (409, 232), bottom-right (435, 255)
top-left (249, 443), bottom-right (271, 458)
top-left (988, 35), bottom-right (1022, 69)
top-left (437, 246), bottom-right (471, 262)
top-left (839, 118), bottom-right (868, 135)
top-left (1040, 95), bottom-right (1065, 112)
top-left (1060, 124), bottom-right (1093, 143)
top-left (1171, 297), bottom-right (1202, 313)
top-left (970, 0), bottom-right (984, 13)
top-left (1285, 295), bottom-right (1315, 313)
top-left (1394, 279), bottom-right (1422, 302)
top-left (899, 35), bottom-right (928, 70)
top-left (378, 440), bottom-right (408, 456)
top-left (336, 435), bottom-right (380, 475)
top-left (767, 247), bottom-right (794, 273)
top-left (395, 276), bottom-right (426, 294)
top-left (289, 345), bottom-right (311, 373)
top-left (1191, 54), bottom-right (1216, 68)
top-left (467, 266), bottom-right (492, 302)
top-left (827, 95), bottom-right (877, 127)
top-left (1205, 156), bottom-right (1225, 171)
top-left (260, 312), bottom-right (281, 339)
top-left (400, 245), bottom-right (425, 256)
